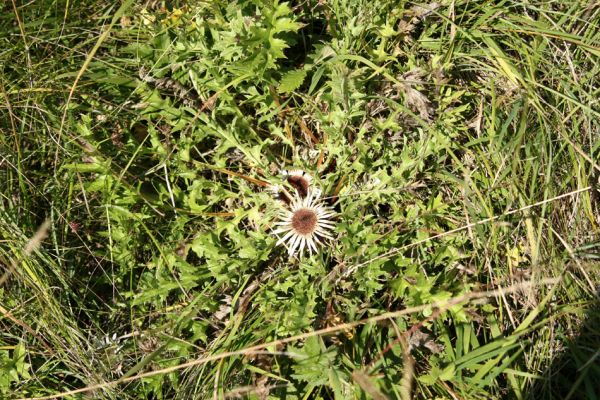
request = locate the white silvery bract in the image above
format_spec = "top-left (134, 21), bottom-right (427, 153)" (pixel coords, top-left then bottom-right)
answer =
top-left (272, 189), bottom-right (336, 257)
top-left (267, 184), bottom-right (282, 195)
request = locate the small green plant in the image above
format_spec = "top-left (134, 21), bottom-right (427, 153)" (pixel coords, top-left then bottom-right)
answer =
top-left (0, 343), bottom-right (31, 395)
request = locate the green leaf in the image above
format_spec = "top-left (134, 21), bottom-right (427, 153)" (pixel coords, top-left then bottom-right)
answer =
top-left (279, 69), bottom-right (307, 93)
top-left (273, 17), bottom-right (303, 33)
top-left (289, 336), bottom-right (338, 386)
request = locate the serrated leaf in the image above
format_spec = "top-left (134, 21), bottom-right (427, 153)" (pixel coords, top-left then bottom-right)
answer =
top-left (379, 23), bottom-right (397, 38)
top-left (439, 364), bottom-right (456, 381)
top-left (289, 336), bottom-right (337, 385)
top-left (269, 37), bottom-right (288, 59)
top-left (279, 69), bottom-right (307, 93)
top-left (239, 245), bottom-right (258, 259)
top-left (62, 161), bottom-right (107, 173)
top-left (273, 17), bottom-right (303, 33)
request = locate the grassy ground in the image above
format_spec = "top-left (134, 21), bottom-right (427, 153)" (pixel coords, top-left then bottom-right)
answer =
top-left (1, 0), bottom-right (600, 399)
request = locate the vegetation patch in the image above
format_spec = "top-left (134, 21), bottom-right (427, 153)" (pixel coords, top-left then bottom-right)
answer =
top-left (1, 1), bottom-right (599, 398)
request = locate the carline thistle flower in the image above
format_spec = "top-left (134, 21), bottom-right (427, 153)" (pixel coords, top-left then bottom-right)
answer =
top-left (273, 189), bottom-right (336, 257)
top-left (281, 169), bottom-right (312, 199)
top-left (270, 170), bottom-right (336, 257)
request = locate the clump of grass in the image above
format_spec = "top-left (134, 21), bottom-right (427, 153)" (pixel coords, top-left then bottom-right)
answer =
top-left (1, 1), bottom-right (599, 399)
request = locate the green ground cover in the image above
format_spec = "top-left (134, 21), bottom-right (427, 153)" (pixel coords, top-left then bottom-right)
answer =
top-left (1, 0), bottom-right (599, 398)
